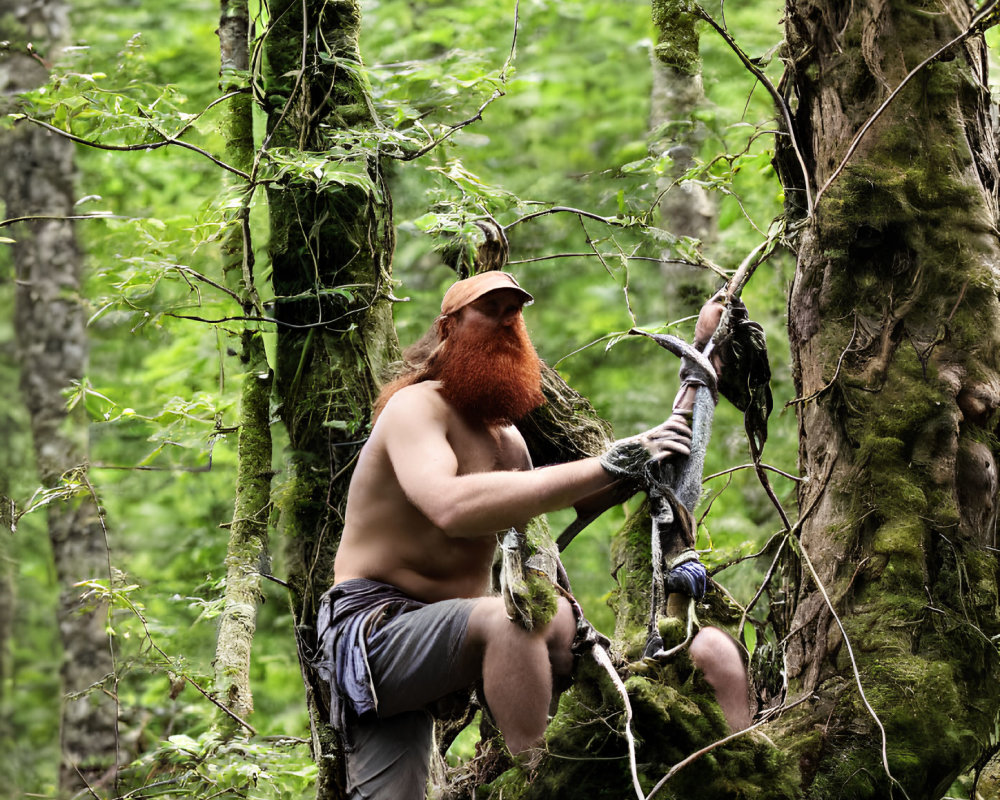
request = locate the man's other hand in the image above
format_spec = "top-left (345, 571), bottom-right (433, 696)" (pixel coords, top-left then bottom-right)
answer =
top-left (694, 293), bottom-right (726, 350)
top-left (665, 559), bottom-right (708, 600)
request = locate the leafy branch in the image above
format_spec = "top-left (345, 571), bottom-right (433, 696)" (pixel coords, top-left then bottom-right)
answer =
top-left (10, 87), bottom-right (253, 180)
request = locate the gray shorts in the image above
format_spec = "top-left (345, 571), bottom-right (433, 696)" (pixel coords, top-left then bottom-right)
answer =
top-left (343, 591), bottom-right (481, 800)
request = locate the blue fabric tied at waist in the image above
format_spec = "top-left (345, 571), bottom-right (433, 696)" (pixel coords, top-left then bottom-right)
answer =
top-left (313, 578), bottom-right (425, 731)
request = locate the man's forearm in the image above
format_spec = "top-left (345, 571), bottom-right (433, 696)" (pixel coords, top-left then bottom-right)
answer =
top-left (435, 457), bottom-right (615, 538)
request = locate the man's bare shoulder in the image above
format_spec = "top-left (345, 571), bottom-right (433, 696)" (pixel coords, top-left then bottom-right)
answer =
top-left (377, 381), bottom-right (450, 429)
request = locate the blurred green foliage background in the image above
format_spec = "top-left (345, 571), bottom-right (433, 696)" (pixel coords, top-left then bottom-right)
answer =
top-left (0, 0), bottom-right (807, 795)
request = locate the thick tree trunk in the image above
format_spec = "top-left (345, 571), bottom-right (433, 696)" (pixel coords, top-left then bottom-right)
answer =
top-left (212, 0), bottom-right (274, 729)
top-left (776, 2), bottom-right (1000, 796)
top-left (262, 1), bottom-right (396, 795)
top-left (0, 1), bottom-right (118, 793)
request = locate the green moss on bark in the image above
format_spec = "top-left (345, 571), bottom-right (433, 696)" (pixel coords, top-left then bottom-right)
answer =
top-left (781, 31), bottom-right (1000, 791)
top-left (483, 654), bottom-right (797, 799)
top-left (650, 0), bottom-right (700, 76)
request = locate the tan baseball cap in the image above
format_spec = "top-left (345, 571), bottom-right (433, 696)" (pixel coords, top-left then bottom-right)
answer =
top-left (440, 271), bottom-right (533, 316)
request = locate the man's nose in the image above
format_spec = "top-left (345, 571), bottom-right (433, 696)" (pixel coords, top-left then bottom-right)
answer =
top-left (499, 305), bottom-right (521, 324)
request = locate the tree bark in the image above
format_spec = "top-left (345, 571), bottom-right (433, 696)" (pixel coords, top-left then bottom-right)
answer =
top-left (0, 423), bottom-right (14, 707)
top-left (775, 1), bottom-right (1000, 796)
top-left (212, 0), bottom-right (274, 730)
top-left (262, 1), bottom-right (397, 795)
top-left (0, 1), bottom-right (118, 793)
top-left (649, 0), bottom-right (716, 313)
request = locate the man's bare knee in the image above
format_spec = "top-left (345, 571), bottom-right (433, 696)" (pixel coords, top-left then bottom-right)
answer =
top-left (467, 595), bottom-right (574, 673)
top-left (466, 596), bottom-right (508, 648)
top-left (690, 626), bottom-right (751, 731)
top-left (690, 627), bottom-right (741, 671)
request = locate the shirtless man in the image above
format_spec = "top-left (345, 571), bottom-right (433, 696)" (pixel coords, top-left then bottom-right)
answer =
top-left (315, 271), bottom-right (749, 799)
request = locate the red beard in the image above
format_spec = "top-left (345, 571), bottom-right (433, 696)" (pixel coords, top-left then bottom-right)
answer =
top-left (434, 316), bottom-right (545, 426)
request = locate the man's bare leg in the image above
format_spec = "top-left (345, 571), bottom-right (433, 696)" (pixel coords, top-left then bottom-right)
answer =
top-left (689, 626), bottom-right (752, 731)
top-left (466, 596), bottom-right (576, 754)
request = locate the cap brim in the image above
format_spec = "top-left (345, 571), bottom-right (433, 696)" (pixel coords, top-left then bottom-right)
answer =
top-left (441, 272), bottom-right (533, 315)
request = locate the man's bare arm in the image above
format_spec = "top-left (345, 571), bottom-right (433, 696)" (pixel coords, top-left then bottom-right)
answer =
top-left (380, 386), bottom-right (616, 538)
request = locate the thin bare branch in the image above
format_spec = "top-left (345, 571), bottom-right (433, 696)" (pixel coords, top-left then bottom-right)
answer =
top-left (505, 205), bottom-right (625, 230)
top-left (692, 5), bottom-right (814, 215)
top-left (0, 213), bottom-right (125, 228)
top-left (704, 462), bottom-right (805, 482)
top-left (723, 219), bottom-right (785, 302)
top-left (509, 252), bottom-right (711, 273)
top-left (738, 534), bottom-right (787, 639)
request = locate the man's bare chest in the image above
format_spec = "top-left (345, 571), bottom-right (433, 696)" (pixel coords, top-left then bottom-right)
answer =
top-left (448, 421), bottom-right (525, 475)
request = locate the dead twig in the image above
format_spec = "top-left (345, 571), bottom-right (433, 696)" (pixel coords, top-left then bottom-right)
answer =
top-left (692, 6), bottom-right (814, 215)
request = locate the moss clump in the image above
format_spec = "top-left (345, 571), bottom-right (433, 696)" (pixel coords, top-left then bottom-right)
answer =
top-left (806, 655), bottom-right (980, 799)
top-left (657, 616), bottom-right (687, 650)
top-left (514, 518), bottom-right (562, 629)
top-left (523, 571), bottom-right (559, 629)
top-left (482, 653), bottom-right (799, 799)
top-left (870, 516), bottom-right (924, 560)
top-left (650, 0), bottom-right (700, 76)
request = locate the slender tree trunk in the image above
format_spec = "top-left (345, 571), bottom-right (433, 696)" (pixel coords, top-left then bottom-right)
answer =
top-left (775, 2), bottom-right (1000, 796)
top-left (0, 361), bottom-right (19, 707)
top-left (262, 1), bottom-right (396, 795)
top-left (0, 435), bottom-right (13, 706)
top-left (0, 1), bottom-right (118, 794)
top-left (212, 0), bottom-right (274, 730)
top-left (649, 0), bottom-right (716, 313)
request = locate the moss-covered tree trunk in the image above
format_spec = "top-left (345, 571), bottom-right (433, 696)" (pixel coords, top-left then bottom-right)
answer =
top-left (774, 2), bottom-right (1000, 797)
top-left (212, 0), bottom-right (274, 729)
top-left (262, 1), bottom-right (396, 795)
